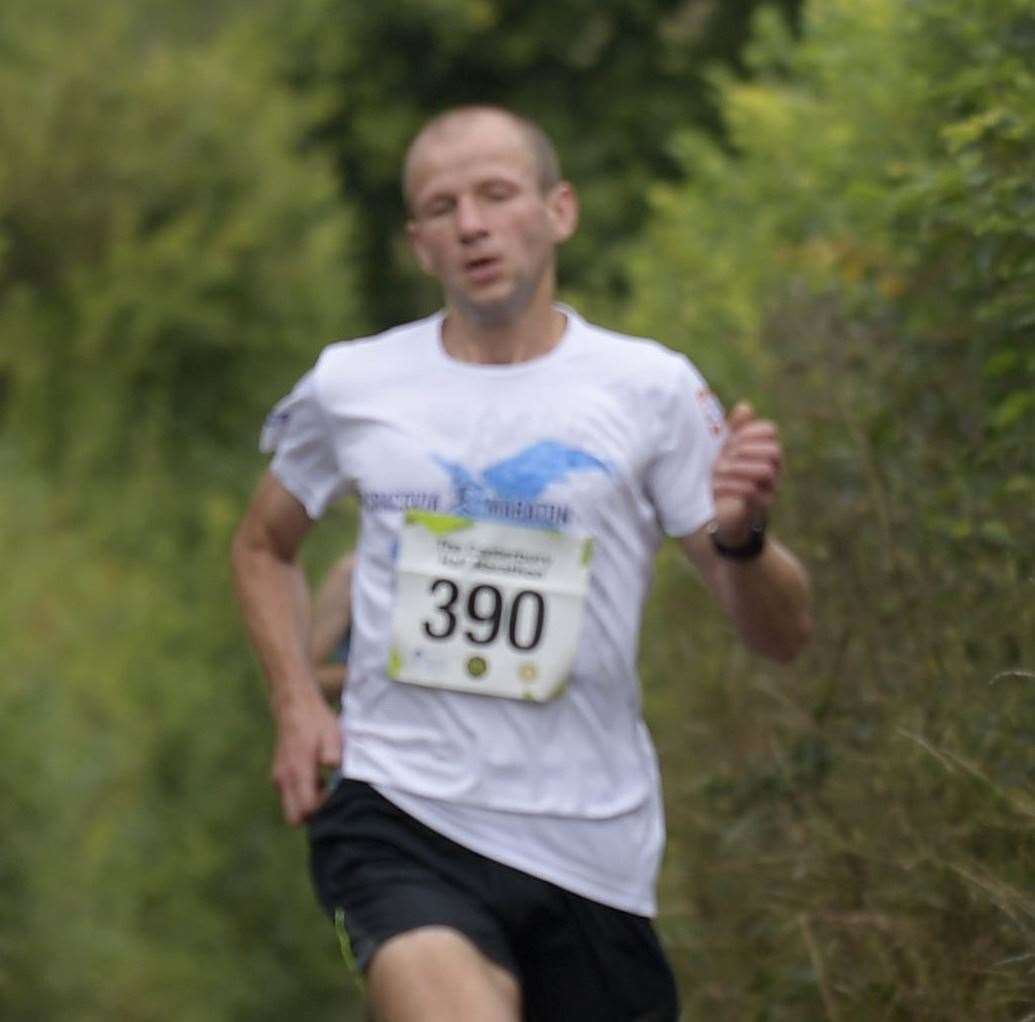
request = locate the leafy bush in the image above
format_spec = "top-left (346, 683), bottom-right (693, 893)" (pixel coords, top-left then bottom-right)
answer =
top-left (0, 2), bottom-right (359, 492)
top-left (0, 5), bottom-right (364, 1017)
top-left (626, 0), bottom-right (1035, 1017)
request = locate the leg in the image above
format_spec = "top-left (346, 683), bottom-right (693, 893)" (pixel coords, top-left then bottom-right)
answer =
top-left (308, 781), bottom-right (523, 1018)
top-left (366, 925), bottom-right (521, 1022)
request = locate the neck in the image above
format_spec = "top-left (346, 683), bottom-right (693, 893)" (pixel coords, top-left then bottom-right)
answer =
top-left (441, 286), bottom-right (567, 366)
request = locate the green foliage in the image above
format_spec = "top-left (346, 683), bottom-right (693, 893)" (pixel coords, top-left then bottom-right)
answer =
top-left (629, 0), bottom-right (1035, 1016)
top-left (625, 0), bottom-right (1034, 473)
top-left (892, 0), bottom-right (1035, 463)
top-left (0, 1), bottom-right (359, 492)
top-left (0, 450), bottom-right (360, 1020)
top-left (0, 2), bottom-right (364, 1017)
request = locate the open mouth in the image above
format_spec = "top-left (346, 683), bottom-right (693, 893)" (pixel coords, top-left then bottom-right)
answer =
top-left (464, 255), bottom-right (501, 281)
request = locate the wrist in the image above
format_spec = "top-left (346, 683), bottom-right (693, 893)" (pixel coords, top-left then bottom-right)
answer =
top-left (708, 515), bottom-right (767, 560)
top-left (270, 672), bottom-right (323, 715)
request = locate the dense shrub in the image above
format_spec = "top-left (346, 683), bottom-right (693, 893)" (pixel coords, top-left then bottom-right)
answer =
top-left (625, 1), bottom-right (1034, 1017)
top-left (0, 5), bottom-right (363, 1017)
top-left (0, 3), bottom-right (358, 493)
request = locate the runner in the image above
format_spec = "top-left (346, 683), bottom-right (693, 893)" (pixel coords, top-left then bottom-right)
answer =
top-left (231, 104), bottom-right (812, 1021)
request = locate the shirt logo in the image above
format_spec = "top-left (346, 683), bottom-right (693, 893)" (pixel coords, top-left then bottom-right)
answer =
top-left (696, 387), bottom-right (726, 437)
top-left (436, 440), bottom-right (611, 526)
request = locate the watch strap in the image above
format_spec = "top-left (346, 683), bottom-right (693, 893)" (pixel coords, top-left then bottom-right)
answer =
top-left (708, 518), bottom-right (767, 560)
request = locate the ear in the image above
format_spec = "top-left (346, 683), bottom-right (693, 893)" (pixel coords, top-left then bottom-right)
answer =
top-left (406, 219), bottom-right (435, 275)
top-left (546, 182), bottom-right (579, 244)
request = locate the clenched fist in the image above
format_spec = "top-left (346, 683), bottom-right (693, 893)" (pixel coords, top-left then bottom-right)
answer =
top-left (711, 401), bottom-right (784, 545)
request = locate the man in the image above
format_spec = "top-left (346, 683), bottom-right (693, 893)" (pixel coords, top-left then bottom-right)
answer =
top-left (231, 105), bottom-right (812, 1021)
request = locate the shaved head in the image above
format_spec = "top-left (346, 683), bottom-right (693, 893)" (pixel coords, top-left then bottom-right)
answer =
top-left (403, 106), bottom-right (562, 211)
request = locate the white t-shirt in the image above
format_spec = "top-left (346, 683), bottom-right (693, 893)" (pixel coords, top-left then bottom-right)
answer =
top-left (262, 307), bottom-right (724, 915)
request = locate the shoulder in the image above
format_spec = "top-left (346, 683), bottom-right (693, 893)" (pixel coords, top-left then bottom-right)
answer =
top-left (566, 310), bottom-right (725, 438)
top-left (308, 314), bottom-right (440, 402)
top-left (569, 310), bottom-right (708, 394)
top-left (315, 314), bottom-right (439, 377)
top-left (260, 315), bottom-right (439, 451)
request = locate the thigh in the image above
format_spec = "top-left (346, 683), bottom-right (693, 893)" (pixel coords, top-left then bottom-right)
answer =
top-left (515, 887), bottom-right (679, 1022)
top-left (367, 925), bottom-right (520, 1022)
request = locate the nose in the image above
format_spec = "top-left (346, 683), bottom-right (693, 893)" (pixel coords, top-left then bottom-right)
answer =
top-left (455, 194), bottom-right (488, 242)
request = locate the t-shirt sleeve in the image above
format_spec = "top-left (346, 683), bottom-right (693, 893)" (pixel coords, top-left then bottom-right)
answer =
top-left (259, 370), bottom-right (348, 520)
top-left (645, 356), bottom-right (726, 538)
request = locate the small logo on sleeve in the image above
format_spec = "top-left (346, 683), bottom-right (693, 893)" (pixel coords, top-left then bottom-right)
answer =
top-left (696, 388), bottom-right (725, 436)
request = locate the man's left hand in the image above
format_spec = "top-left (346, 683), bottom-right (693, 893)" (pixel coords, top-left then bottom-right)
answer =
top-left (711, 401), bottom-right (784, 543)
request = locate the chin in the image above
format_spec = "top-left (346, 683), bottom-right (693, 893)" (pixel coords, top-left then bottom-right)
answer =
top-left (454, 281), bottom-right (536, 327)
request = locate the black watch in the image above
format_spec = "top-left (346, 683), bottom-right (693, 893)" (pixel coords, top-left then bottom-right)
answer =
top-left (708, 518), bottom-right (767, 560)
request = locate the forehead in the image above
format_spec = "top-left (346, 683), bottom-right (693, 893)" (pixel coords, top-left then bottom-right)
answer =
top-left (405, 113), bottom-right (538, 206)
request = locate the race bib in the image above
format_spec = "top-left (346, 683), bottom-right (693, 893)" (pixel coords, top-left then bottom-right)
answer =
top-left (387, 511), bottom-right (594, 701)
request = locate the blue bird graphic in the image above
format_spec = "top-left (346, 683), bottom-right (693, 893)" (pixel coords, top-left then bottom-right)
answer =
top-left (434, 459), bottom-right (492, 518)
top-left (435, 441), bottom-right (610, 518)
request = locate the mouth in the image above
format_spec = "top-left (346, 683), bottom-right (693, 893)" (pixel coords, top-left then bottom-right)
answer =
top-left (463, 255), bottom-right (503, 284)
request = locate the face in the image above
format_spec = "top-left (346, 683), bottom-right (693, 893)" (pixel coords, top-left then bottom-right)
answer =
top-left (406, 113), bottom-right (577, 326)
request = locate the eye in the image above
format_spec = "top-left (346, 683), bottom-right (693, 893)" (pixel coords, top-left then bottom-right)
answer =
top-left (483, 181), bottom-right (518, 202)
top-left (422, 197), bottom-right (455, 218)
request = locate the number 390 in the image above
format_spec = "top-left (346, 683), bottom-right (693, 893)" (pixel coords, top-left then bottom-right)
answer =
top-left (422, 579), bottom-right (545, 652)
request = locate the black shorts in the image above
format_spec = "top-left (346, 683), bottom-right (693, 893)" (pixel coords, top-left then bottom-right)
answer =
top-left (307, 778), bottom-right (679, 1022)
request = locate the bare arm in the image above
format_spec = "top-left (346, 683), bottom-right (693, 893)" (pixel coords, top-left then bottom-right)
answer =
top-left (679, 402), bottom-right (813, 662)
top-left (231, 471), bottom-right (342, 824)
top-left (681, 528), bottom-right (812, 662)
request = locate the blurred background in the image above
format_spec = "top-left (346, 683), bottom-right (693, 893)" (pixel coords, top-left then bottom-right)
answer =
top-left (1, 0), bottom-right (1032, 1018)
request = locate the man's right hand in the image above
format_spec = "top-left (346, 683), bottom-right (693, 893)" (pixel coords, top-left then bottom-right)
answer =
top-left (271, 689), bottom-right (343, 826)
